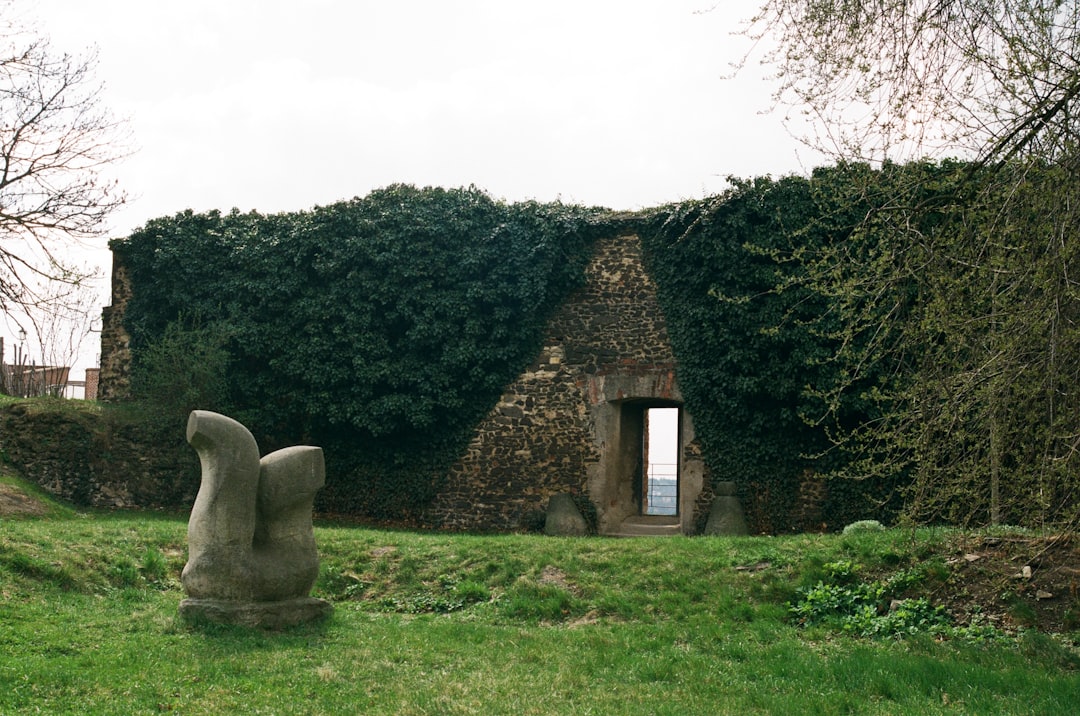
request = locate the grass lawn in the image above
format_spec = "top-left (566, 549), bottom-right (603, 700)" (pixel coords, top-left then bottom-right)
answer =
top-left (2, 487), bottom-right (1079, 714)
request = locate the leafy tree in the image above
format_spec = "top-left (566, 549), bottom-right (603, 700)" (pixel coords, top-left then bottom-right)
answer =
top-left (129, 317), bottom-right (234, 430)
top-left (0, 3), bottom-right (127, 376)
top-left (738, 1), bottom-right (1080, 527)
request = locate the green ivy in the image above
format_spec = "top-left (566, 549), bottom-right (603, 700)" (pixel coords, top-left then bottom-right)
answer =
top-left (115, 163), bottom-right (1077, 531)
top-left (640, 173), bottom-right (898, 532)
top-left (115, 185), bottom-right (612, 516)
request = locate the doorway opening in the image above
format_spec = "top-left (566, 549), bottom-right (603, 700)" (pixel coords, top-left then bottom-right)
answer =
top-left (642, 407), bottom-right (679, 516)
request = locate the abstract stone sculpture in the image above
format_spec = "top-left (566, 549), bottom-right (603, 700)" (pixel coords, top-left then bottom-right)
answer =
top-left (179, 410), bottom-right (332, 627)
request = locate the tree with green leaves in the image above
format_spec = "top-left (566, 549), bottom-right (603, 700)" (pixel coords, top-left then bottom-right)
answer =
top-left (738, 1), bottom-right (1080, 527)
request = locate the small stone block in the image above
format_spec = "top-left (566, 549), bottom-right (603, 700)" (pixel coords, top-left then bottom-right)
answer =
top-left (180, 597), bottom-right (333, 628)
top-left (703, 493), bottom-right (749, 536)
top-left (544, 493), bottom-right (588, 536)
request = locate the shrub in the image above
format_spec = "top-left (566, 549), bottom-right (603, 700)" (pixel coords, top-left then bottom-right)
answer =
top-left (128, 317), bottom-right (234, 428)
top-left (790, 560), bottom-right (957, 639)
top-left (843, 520), bottom-right (886, 535)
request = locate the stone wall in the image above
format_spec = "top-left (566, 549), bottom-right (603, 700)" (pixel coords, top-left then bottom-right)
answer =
top-left (96, 231), bottom-right (712, 532)
top-left (0, 403), bottom-right (198, 510)
top-left (98, 249), bottom-right (132, 401)
top-left (423, 233), bottom-right (708, 533)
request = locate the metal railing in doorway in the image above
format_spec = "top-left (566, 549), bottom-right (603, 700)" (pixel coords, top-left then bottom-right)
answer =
top-left (645, 463), bottom-right (677, 516)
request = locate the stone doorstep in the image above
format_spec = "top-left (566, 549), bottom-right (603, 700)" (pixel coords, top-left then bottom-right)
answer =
top-left (608, 515), bottom-right (682, 537)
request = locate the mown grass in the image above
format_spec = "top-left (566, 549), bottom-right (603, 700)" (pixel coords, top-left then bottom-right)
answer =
top-left (2, 494), bottom-right (1079, 714)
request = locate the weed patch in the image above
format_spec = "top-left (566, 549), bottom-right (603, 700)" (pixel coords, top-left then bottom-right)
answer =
top-left (789, 559), bottom-right (1012, 642)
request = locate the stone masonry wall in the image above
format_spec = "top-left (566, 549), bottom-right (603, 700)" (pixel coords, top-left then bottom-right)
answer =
top-left (96, 231), bottom-right (710, 531)
top-left (0, 402), bottom-right (198, 510)
top-left (423, 232), bottom-right (704, 531)
top-left (98, 250), bottom-right (132, 401)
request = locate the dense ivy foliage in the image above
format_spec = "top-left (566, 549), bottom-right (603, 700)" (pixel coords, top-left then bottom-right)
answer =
top-left (116, 185), bottom-right (610, 516)
top-left (644, 177), bottom-right (821, 530)
top-left (645, 159), bottom-right (1080, 531)
top-left (641, 170), bottom-right (910, 531)
top-left (115, 162), bottom-right (1079, 531)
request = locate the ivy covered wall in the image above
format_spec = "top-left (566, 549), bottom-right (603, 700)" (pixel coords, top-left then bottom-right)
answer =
top-left (423, 232), bottom-right (709, 534)
top-left (98, 176), bottom-right (925, 532)
top-left (104, 186), bottom-right (615, 519)
top-left (640, 172), bottom-right (901, 532)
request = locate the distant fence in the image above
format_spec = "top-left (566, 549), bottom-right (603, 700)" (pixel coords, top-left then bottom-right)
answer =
top-left (645, 462), bottom-right (678, 516)
top-left (1, 363), bottom-right (71, 398)
top-left (0, 336), bottom-right (96, 399)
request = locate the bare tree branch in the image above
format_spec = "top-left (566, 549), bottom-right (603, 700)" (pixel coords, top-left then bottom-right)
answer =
top-left (0, 4), bottom-right (129, 318)
top-left (743, 0), bottom-right (1080, 164)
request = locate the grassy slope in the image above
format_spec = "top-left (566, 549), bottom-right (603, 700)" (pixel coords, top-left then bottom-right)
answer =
top-left (1, 490), bottom-right (1079, 714)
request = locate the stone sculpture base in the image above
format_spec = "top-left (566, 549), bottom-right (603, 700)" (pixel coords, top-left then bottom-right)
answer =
top-left (179, 597), bottom-right (333, 628)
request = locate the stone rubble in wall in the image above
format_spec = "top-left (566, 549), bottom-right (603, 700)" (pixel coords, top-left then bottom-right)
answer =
top-left (424, 233), bottom-right (693, 532)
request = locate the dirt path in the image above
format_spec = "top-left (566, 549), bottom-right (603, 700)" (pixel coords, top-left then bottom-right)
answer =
top-left (932, 532), bottom-right (1080, 634)
top-left (0, 482), bottom-right (48, 517)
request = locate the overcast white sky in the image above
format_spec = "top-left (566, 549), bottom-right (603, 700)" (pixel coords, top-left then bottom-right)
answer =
top-left (20, 0), bottom-right (823, 376)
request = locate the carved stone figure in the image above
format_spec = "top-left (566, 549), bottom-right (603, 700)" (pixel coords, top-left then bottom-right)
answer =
top-left (179, 410), bottom-right (332, 627)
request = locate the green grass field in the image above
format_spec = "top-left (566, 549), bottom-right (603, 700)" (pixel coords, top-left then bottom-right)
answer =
top-left (2, 486), bottom-right (1078, 715)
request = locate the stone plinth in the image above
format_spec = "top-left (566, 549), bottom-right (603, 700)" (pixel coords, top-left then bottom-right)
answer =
top-left (179, 597), bottom-right (332, 628)
top-left (703, 481), bottom-right (749, 536)
top-left (544, 493), bottom-right (589, 536)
